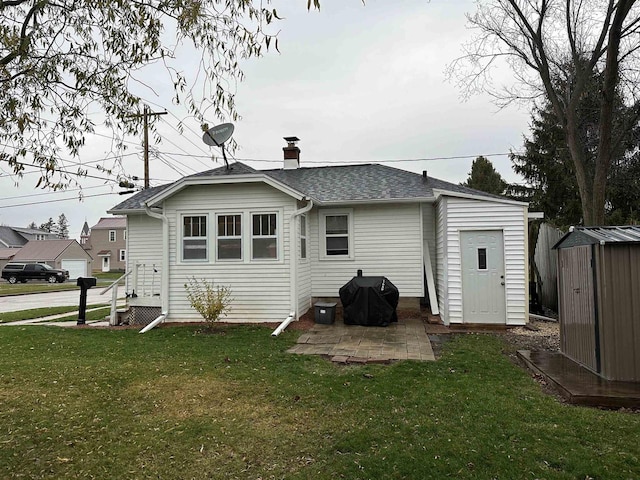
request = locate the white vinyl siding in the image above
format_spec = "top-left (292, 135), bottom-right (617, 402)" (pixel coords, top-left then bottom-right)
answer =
top-left (435, 198), bottom-right (448, 323)
top-left (297, 213), bottom-right (312, 317)
top-left (125, 214), bottom-right (163, 297)
top-left (439, 196), bottom-right (527, 326)
top-left (164, 183), bottom-right (294, 323)
top-left (310, 203), bottom-right (423, 297)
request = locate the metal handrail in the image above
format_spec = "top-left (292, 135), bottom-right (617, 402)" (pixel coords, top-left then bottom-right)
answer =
top-left (100, 270), bottom-right (131, 295)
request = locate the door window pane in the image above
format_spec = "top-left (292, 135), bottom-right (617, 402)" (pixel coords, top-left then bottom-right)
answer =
top-left (478, 248), bottom-right (487, 270)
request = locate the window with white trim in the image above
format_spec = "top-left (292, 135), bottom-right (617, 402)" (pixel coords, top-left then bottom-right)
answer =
top-left (324, 213), bottom-right (350, 256)
top-left (299, 214), bottom-right (307, 259)
top-left (119, 249), bottom-right (126, 262)
top-left (182, 215), bottom-right (208, 261)
top-left (109, 230), bottom-right (116, 242)
top-left (123, 230), bottom-right (127, 241)
top-left (252, 213), bottom-right (278, 259)
top-left (217, 214), bottom-right (242, 260)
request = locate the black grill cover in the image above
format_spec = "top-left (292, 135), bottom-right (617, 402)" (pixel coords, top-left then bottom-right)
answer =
top-left (339, 276), bottom-right (399, 326)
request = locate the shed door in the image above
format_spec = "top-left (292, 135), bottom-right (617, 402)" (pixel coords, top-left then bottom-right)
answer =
top-left (558, 246), bottom-right (598, 372)
top-left (461, 230), bottom-right (506, 323)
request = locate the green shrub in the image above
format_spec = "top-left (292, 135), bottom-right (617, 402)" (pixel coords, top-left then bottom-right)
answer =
top-left (184, 277), bottom-right (232, 328)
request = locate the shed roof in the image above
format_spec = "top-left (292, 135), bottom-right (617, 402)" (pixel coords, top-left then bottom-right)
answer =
top-left (12, 239), bottom-right (87, 261)
top-left (554, 226), bottom-right (640, 249)
top-left (109, 161), bottom-right (518, 213)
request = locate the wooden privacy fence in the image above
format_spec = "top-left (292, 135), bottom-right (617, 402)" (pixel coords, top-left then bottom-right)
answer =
top-left (533, 223), bottom-right (563, 311)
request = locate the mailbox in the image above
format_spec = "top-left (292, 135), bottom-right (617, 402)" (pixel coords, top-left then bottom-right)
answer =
top-left (77, 277), bottom-right (97, 325)
top-left (77, 277), bottom-right (97, 289)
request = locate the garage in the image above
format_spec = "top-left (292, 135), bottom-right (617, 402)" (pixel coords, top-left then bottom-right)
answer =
top-left (61, 259), bottom-right (88, 279)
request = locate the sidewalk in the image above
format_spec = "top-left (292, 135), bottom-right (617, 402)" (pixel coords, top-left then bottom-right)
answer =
top-left (1, 306), bottom-right (112, 327)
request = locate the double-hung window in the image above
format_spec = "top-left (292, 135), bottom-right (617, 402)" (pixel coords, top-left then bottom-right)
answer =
top-left (217, 214), bottom-right (242, 260)
top-left (119, 249), bottom-right (126, 262)
top-left (252, 213), bottom-right (278, 260)
top-left (299, 214), bottom-right (307, 260)
top-left (109, 230), bottom-right (116, 242)
top-left (324, 213), bottom-right (350, 256)
top-left (182, 215), bottom-right (208, 261)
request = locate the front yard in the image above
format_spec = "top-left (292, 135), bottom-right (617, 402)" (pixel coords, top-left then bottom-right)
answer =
top-left (0, 325), bottom-right (638, 479)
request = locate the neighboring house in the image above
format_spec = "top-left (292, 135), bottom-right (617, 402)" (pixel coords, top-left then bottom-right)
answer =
top-left (83, 217), bottom-right (127, 272)
top-left (11, 239), bottom-right (93, 279)
top-left (0, 247), bottom-right (21, 270)
top-left (0, 226), bottom-right (56, 248)
top-left (108, 138), bottom-right (530, 326)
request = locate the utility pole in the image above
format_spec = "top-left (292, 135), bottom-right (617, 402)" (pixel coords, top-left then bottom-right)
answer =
top-left (128, 106), bottom-right (167, 189)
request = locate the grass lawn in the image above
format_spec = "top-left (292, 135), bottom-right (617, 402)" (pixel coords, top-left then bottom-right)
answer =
top-left (0, 272), bottom-right (125, 297)
top-left (0, 325), bottom-right (638, 479)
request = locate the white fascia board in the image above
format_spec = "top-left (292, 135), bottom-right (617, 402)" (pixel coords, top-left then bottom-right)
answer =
top-left (432, 189), bottom-right (528, 207)
top-left (528, 211), bottom-right (545, 219)
top-left (144, 174), bottom-right (306, 207)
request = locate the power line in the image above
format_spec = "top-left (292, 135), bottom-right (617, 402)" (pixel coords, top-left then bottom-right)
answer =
top-left (0, 191), bottom-right (123, 209)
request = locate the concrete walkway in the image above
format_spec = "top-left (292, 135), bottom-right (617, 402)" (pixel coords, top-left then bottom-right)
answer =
top-left (1, 307), bottom-right (113, 327)
top-left (288, 316), bottom-right (435, 363)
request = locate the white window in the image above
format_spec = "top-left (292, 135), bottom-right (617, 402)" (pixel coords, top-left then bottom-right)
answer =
top-left (321, 210), bottom-right (353, 258)
top-left (300, 214), bottom-right (307, 259)
top-left (119, 249), bottom-right (126, 262)
top-left (123, 230), bottom-right (127, 241)
top-left (252, 213), bottom-right (278, 260)
top-left (216, 214), bottom-right (242, 260)
top-left (109, 230), bottom-right (116, 242)
top-left (182, 215), bottom-right (208, 261)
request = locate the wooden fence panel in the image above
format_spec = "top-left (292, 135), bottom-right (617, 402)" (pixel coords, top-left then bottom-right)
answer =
top-left (534, 223), bottom-right (563, 311)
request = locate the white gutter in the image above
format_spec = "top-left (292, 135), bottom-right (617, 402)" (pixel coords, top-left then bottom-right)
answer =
top-left (272, 198), bottom-right (314, 337)
top-left (140, 204), bottom-right (169, 333)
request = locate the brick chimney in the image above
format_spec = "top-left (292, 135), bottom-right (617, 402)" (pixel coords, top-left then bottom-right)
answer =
top-left (283, 136), bottom-right (301, 170)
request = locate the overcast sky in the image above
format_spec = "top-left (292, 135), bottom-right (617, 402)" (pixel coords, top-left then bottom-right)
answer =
top-left (0, 0), bottom-right (532, 240)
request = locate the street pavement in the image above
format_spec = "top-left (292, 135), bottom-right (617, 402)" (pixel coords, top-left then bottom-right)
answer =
top-left (0, 289), bottom-right (116, 313)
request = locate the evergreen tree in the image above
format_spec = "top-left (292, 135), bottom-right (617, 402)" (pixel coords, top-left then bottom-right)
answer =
top-left (39, 218), bottom-right (55, 233)
top-left (27, 222), bottom-right (38, 229)
top-left (57, 214), bottom-right (69, 239)
top-left (462, 156), bottom-right (506, 195)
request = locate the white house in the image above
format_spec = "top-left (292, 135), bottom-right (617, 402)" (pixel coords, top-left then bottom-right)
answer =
top-left (109, 138), bottom-right (529, 327)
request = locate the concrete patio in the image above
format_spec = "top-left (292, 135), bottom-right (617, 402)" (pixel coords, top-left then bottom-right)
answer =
top-left (287, 316), bottom-right (436, 363)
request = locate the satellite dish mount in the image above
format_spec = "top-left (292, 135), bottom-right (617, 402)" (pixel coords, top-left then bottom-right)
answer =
top-left (202, 123), bottom-right (235, 169)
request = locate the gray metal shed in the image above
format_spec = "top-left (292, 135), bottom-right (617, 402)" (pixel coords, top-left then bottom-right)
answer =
top-left (554, 226), bottom-right (640, 382)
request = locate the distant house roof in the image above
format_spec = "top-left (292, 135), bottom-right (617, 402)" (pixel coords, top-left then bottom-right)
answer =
top-left (0, 247), bottom-right (20, 260)
top-left (0, 226), bottom-right (29, 247)
top-left (12, 239), bottom-right (88, 262)
top-left (91, 217), bottom-right (126, 229)
top-left (109, 161), bottom-right (519, 213)
top-left (554, 226), bottom-right (640, 249)
top-left (81, 221), bottom-right (90, 236)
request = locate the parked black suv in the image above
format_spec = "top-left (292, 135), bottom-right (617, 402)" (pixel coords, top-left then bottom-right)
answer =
top-left (1, 263), bottom-right (69, 284)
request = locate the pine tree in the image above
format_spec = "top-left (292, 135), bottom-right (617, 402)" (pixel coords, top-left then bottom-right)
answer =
top-left (462, 156), bottom-right (506, 195)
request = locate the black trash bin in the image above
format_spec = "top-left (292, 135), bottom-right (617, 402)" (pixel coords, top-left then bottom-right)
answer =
top-left (314, 302), bottom-right (337, 324)
top-left (339, 272), bottom-right (399, 326)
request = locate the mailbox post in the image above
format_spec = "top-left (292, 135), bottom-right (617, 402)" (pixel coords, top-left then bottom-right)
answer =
top-left (77, 277), bottom-right (97, 325)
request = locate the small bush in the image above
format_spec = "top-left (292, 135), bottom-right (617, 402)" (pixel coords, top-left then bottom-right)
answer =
top-left (184, 277), bottom-right (232, 328)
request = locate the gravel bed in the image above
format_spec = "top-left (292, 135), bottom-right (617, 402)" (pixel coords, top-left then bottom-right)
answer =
top-left (502, 319), bottom-right (560, 352)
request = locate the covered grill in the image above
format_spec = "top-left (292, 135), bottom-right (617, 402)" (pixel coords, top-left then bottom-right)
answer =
top-left (339, 271), bottom-right (399, 326)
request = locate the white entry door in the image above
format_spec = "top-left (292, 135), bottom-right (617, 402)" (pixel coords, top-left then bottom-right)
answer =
top-left (102, 256), bottom-right (110, 272)
top-left (461, 230), bottom-right (506, 324)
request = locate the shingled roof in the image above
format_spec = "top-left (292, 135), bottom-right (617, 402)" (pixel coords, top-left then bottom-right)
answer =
top-left (109, 161), bottom-right (513, 213)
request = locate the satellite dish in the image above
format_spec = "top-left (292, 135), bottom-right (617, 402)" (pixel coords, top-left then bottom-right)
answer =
top-left (202, 123), bottom-right (234, 147)
top-left (202, 123), bottom-right (235, 170)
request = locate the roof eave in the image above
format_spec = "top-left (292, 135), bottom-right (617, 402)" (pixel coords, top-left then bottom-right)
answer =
top-left (318, 196), bottom-right (436, 206)
top-left (144, 174), bottom-right (306, 207)
top-left (432, 189), bottom-right (528, 206)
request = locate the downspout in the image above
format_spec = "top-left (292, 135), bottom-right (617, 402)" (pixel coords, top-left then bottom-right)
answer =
top-left (140, 204), bottom-right (169, 333)
top-left (272, 198), bottom-right (314, 337)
